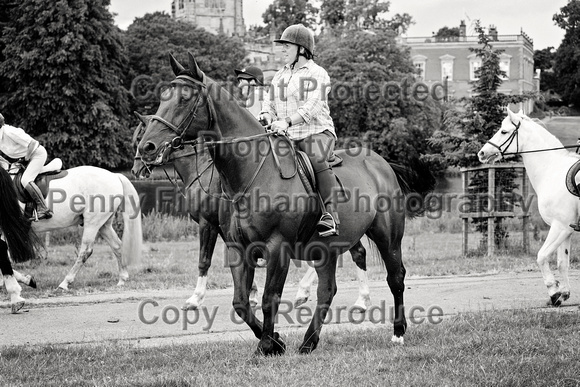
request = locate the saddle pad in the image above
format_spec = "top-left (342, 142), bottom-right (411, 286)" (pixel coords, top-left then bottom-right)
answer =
top-left (14, 170), bottom-right (69, 202)
top-left (566, 159), bottom-right (580, 197)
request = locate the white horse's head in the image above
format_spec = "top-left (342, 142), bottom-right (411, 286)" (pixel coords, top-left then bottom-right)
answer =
top-left (477, 107), bottom-right (525, 164)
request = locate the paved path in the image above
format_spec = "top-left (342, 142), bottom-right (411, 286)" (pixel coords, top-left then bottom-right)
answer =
top-left (1, 271), bottom-right (579, 347)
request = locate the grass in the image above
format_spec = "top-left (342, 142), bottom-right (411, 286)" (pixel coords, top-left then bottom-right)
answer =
top-left (1, 309), bottom-right (579, 386)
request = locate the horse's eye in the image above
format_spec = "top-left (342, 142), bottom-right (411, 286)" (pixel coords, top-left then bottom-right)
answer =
top-left (501, 130), bottom-right (508, 134)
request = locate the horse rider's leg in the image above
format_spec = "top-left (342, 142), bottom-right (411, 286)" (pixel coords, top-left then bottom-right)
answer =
top-left (555, 237), bottom-right (572, 304)
top-left (298, 252), bottom-right (339, 354)
top-left (536, 223), bottom-right (573, 306)
top-left (58, 226), bottom-right (99, 290)
top-left (257, 236), bottom-right (291, 356)
top-left (22, 145), bottom-right (52, 221)
top-left (229, 245), bottom-right (263, 339)
top-left (97, 217), bottom-right (127, 286)
top-left (1, 239), bottom-right (25, 313)
top-left (294, 265), bottom-right (316, 308)
top-left (298, 132), bottom-right (340, 237)
top-left (184, 219), bottom-right (219, 310)
top-left (350, 241), bottom-right (371, 311)
top-left (12, 269), bottom-right (37, 288)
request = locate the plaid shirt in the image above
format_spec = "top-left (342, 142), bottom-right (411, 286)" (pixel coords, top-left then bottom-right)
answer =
top-left (261, 60), bottom-right (335, 140)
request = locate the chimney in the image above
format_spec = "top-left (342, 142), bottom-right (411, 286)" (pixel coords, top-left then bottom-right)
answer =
top-left (489, 25), bottom-right (498, 41)
top-left (459, 20), bottom-right (466, 37)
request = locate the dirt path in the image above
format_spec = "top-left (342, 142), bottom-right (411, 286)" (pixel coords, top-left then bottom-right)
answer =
top-left (2, 270), bottom-right (579, 347)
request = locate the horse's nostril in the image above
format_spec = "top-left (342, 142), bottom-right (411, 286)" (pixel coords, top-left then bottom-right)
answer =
top-left (143, 142), bottom-right (156, 153)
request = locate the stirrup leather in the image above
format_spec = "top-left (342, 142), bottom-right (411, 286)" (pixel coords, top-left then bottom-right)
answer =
top-left (316, 212), bottom-right (339, 237)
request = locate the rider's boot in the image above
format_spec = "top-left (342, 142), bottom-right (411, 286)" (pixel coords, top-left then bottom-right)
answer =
top-left (315, 167), bottom-right (339, 237)
top-left (25, 182), bottom-right (53, 221)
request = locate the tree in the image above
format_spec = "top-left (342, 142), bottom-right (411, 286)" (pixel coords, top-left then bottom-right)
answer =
top-left (316, 29), bottom-right (443, 165)
top-left (122, 12), bottom-right (247, 116)
top-left (553, 0), bottom-right (580, 108)
top-left (261, 0), bottom-right (318, 36)
top-left (0, 0), bottom-right (132, 169)
top-left (320, 0), bottom-right (413, 33)
top-left (434, 26), bottom-right (460, 41)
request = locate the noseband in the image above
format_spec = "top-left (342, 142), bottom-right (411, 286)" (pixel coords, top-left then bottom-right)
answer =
top-left (485, 120), bottom-right (520, 157)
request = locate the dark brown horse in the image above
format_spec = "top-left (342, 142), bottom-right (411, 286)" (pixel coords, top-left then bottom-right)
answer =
top-left (136, 53), bottom-right (435, 355)
top-left (0, 167), bottom-right (41, 313)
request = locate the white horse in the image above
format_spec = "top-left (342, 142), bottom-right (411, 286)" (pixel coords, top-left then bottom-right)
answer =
top-left (478, 107), bottom-right (579, 306)
top-left (5, 159), bottom-right (143, 291)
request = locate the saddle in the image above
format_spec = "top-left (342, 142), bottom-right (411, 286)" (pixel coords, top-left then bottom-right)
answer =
top-left (295, 150), bottom-right (344, 195)
top-left (10, 158), bottom-right (68, 218)
top-left (566, 159), bottom-right (580, 197)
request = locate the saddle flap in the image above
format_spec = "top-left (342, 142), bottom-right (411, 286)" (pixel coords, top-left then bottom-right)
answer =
top-left (567, 159), bottom-right (580, 197)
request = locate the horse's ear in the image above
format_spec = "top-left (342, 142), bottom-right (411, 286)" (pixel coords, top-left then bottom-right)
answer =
top-left (169, 53), bottom-right (185, 76)
top-left (507, 107), bottom-right (520, 123)
top-left (187, 52), bottom-right (204, 81)
top-left (517, 109), bottom-right (524, 116)
top-left (134, 111), bottom-right (148, 125)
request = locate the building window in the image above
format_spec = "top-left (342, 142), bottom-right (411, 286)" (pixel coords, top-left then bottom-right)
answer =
top-left (499, 54), bottom-right (511, 80)
top-left (179, 0), bottom-right (184, 10)
top-left (440, 54), bottom-right (454, 81)
top-left (412, 55), bottom-right (427, 80)
top-left (468, 54), bottom-right (482, 81)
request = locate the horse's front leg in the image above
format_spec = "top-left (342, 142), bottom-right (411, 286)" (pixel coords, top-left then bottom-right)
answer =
top-left (537, 224), bottom-right (572, 306)
top-left (12, 269), bottom-right (37, 288)
top-left (257, 240), bottom-right (291, 356)
top-left (184, 219), bottom-right (219, 310)
top-left (229, 246), bottom-right (263, 338)
top-left (1, 240), bottom-right (25, 313)
top-left (555, 237), bottom-right (572, 305)
top-left (299, 253), bottom-right (338, 354)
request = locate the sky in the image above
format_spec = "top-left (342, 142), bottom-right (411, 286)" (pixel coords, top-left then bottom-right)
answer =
top-left (109, 0), bottom-right (568, 50)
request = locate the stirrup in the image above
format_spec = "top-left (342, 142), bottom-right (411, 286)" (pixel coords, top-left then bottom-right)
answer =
top-left (570, 222), bottom-right (580, 232)
top-left (316, 212), bottom-right (338, 237)
top-left (30, 209), bottom-right (53, 222)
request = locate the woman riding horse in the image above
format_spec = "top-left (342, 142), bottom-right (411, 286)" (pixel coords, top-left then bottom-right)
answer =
top-left (0, 113), bottom-right (52, 220)
top-left (259, 24), bottom-right (340, 238)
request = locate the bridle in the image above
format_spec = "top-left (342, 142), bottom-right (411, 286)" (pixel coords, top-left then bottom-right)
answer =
top-left (485, 120), bottom-right (520, 157)
top-left (486, 119), bottom-right (580, 157)
top-left (146, 74), bottom-right (214, 161)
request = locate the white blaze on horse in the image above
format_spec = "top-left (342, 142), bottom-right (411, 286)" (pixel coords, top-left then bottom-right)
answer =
top-left (2, 157), bottom-right (143, 292)
top-left (478, 107), bottom-right (580, 306)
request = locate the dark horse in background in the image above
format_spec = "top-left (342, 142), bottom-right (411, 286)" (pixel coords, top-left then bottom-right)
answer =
top-left (136, 53), bottom-right (435, 355)
top-left (0, 167), bottom-right (42, 313)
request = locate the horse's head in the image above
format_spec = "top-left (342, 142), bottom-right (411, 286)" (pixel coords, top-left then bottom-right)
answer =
top-left (136, 52), bottom-right (215, 168)
top-left (478, 107), bottom-right (524, 164)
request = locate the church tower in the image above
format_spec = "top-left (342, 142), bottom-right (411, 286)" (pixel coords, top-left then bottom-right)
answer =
top-left (171, 0), bottom-right (246, 36)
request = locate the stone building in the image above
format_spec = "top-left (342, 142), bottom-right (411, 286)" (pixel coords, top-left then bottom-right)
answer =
top-left (398, 21), bottom-right (538, 112)
top-left (171, 0), bottom-right (245, 36)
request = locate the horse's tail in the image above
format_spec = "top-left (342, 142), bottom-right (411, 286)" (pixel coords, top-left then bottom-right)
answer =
top-left (0, 168), bottom-right (41, 263)
top-left (390, 158), bottom-right (436, 219)
top-left (116, 173), bottom-right (143, 267)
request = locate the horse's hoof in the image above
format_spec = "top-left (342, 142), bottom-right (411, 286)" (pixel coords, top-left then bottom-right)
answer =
top-left (294, 297), bottom-right (308, 308)
top-left (26, 275), bottom-right (37, 289)
top-left (299, 343), bottom-right (316, 354)
top-left (550, 292), bottom-right (565, 307)
top-left (255, 333), bottom-right (286, 356)
top-left (391, 335), bottom-right (404, 345)
top-left (181, 303), bottom-right (198, 311)
top-left (11, 301), bottom-right (25, 314)
top-left (352, 298), bottom-right (371, 312)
